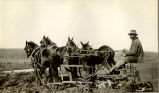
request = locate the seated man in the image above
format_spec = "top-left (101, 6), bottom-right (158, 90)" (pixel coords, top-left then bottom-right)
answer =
top-left (109, 30), bottom-right (144, 73)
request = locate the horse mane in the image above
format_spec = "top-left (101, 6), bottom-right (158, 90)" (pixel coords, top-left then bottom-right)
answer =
top-left (45, 37), bottom-right (57, 46)
top-left (71, 41), bottom-right (77, 47)
top-left (81, 41), bottom-right (92, 51)
top-left (98, 45), bottom-right (113, 51)
top-left (41, 48), bottom-right (52, 57)
top-left (67, 40), bottom-right (78, 48)
top-left (28, 41), bottom-right (38, 48)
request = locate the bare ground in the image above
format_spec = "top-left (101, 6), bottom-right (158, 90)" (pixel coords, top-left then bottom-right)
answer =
top-left (0, 49), bottom-right (158, 93)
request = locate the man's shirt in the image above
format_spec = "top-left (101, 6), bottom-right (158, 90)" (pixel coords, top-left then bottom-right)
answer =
top-left (126, 37), bottom-right (144, 63)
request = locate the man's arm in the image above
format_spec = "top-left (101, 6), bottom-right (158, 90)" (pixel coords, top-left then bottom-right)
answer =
top-left (125, 41), bottom-right (138, 56)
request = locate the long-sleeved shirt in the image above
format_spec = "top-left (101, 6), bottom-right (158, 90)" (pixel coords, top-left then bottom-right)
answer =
top-left (126, 37), bottom-right (144, 63)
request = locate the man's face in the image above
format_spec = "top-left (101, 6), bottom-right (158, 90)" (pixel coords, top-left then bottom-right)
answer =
top-left (129, 34), bottom-right (136, 41)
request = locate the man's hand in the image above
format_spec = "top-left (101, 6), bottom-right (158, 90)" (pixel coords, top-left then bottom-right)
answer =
top-left (122, 49), bottom-right (128, 53)
top-left (122, 53), bottom-right (126, 57)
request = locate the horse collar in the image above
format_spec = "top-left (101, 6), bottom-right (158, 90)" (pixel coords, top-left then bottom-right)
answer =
top-left (31, 46), bottom-right (40, 57)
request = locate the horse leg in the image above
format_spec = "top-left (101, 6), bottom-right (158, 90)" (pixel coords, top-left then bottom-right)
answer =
top-left (88, 65), bottom-right (94, 74)
top-left (108, 58), bottom-right (116, 68)
top-left (78, 59), bottom-right (82, 78)
top-left (44, 68), bottom-right (50, 84)
top-left (70, 67), bottom-right (78, 81)
top-left (40, 68), bottom-right (48, 84)
top-left (82, 60), bottom-right (87, 71)
top-left (49, 68), bottom-right (53, 83)
top-left (52, 66), bottom-right (60, 82)
top-left (36, 69), bottom-right (43, 85)
top-left (92, 65), bottom-right (95, 74)
top-left (34, 69), bottom-right (39, 85)
top-left (78, 67), bottom-right (82, 77)
top-left (33, 66), bottom-right (42, 85)
top-left (82, 61), bottom-right (89, 75)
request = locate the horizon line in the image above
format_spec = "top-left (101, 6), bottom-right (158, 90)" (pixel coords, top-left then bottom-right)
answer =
top-left (0, 48), bottom-right (158, 53)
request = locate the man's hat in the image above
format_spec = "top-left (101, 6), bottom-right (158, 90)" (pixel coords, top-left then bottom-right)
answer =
top-left (128, 30), bottom-right (138, 35)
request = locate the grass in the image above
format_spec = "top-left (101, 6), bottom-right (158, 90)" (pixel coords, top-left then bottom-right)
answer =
top-left (0, 48), bottom-right (29, 62)
top-left (0, 49), bottom-right (30, 70)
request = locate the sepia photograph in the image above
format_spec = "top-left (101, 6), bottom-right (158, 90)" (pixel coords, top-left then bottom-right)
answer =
top-left (0, 0), bottom-right (158, 93)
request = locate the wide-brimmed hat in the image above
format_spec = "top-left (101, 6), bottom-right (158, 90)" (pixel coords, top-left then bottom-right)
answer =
top-left (128, 30), bottom-right (138, 35)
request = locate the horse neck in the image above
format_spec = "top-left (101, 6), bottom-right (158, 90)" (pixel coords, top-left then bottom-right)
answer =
top-left (33, 44), bottom-right (38, 49)
top-left (46, 38), bottom-right (56, 47)
top-left (31, 45), bottom-right (40, 57)
top-left (69, 45), bottom-right (80, 53)
top-left (81, 46), bottom-right (93, 54)
top-left (71, 42), bottom-right (79, 49)
top-left (47, 44), bottom-right (57, 49)
top-left (54, 46), bottom-right (66, 55)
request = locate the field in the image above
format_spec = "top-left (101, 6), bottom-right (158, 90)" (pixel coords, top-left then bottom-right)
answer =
top-left (0, 49), bottom-right (31, 70)
top-left (0, 49), bottom-right (158, 93)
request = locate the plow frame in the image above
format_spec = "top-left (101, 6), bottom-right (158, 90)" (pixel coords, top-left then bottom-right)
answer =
top-left (34, 50), bottom-right (153, 92)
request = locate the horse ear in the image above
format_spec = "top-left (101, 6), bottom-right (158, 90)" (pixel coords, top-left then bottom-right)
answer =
top-left (43, 35), bottom-right (46, 39)
top-left (71, 37), bottom-right (74, 40)
top-left (68, 37), bottom-right (70, 41)
top-left (87, 41), bottom-right (89, 44)
top-left (26, 40), bottom-right (27, 44)
top-left (81, 41), bottom-right (84, 46)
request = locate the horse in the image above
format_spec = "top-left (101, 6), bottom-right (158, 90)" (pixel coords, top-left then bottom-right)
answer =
top-left (24, 41), bottom-right (61, 84)
top-left (63, 37), bottom-right (81, 80)
top-left (40, 36), bottom-right (81, 80)
top-left (80, 41), bottom-right (93, 51)
top-left (40, 35), bottom-right (81, 79)
top-left (40, 35), bottom-right (67, 56)
top-left (40, 35), bottom-right (57, 49)
top-left (39, 36), bottom-right (64, 82)
top-left (39, 35), bottom-right (65, 67)
top-left (80, 41), bottom-right (116, 75)
top-left (80, 41), bottom-right (94, 72)
top-left (24, 41), bottom-right (45, 85)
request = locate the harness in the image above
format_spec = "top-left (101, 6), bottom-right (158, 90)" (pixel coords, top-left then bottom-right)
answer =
top-left (69, 45), bottom-right (80, 54)
top-left (31, 46), bottom-right (40, 57)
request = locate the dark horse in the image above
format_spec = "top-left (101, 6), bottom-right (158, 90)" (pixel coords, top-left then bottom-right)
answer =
top-left (24, 41), bottom-right (45, 85)
top-left (40, 36), bottom-right (80, 80)
top-left (80, 41), bottom-right (116, 75)
top-left (40, 35), bottom-right (57, 49)
top-left (39, 36), bottom-right (64, 82)
top-left (24, 40), bottom-right (62, 85)
top-left (63, 37), bottom-right (81, 80)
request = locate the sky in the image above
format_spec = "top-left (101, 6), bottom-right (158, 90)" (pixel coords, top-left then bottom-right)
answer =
top-left (0, 0), bottom-right (158, 52)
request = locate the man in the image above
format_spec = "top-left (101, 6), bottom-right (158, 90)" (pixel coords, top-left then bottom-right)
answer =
top-left (109, 30), bottom-right (144, 73)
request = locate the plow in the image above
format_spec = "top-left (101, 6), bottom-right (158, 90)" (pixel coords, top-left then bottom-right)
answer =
top-left (21, 37), bottom-right (154, 92)
top-left (0, 36), bottom-right (156, 93)
top-left (34, 50), bottom-right (153, 92)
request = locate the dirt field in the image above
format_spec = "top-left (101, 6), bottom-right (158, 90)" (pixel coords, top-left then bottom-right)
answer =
top-left (0, 49), bottom-right (158, 93)
top-left (0, 49), bottom-right (31, 70)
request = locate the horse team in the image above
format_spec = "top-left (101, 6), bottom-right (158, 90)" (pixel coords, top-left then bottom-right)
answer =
top-left (24, 35), bottom-right (116, 85)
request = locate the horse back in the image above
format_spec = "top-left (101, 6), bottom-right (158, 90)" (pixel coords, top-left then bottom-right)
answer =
top-left (98, 45), bottom-right (114, 52)
top-left (98, 45), bottom-right (115, 63)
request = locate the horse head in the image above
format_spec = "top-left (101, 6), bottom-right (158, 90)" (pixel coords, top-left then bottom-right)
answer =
top-left (81, 41), bottom-right (93, 51)
top-left (40, 35), bottom-right (57, 49)
top-left (24, 41), bottom-right (38, 58)
top-left (40, 35), bottom-right (47, 48)
top-left (65, 37), bottom-right (79, 54)
top-left (66, 37), bottom-right (77, 48)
